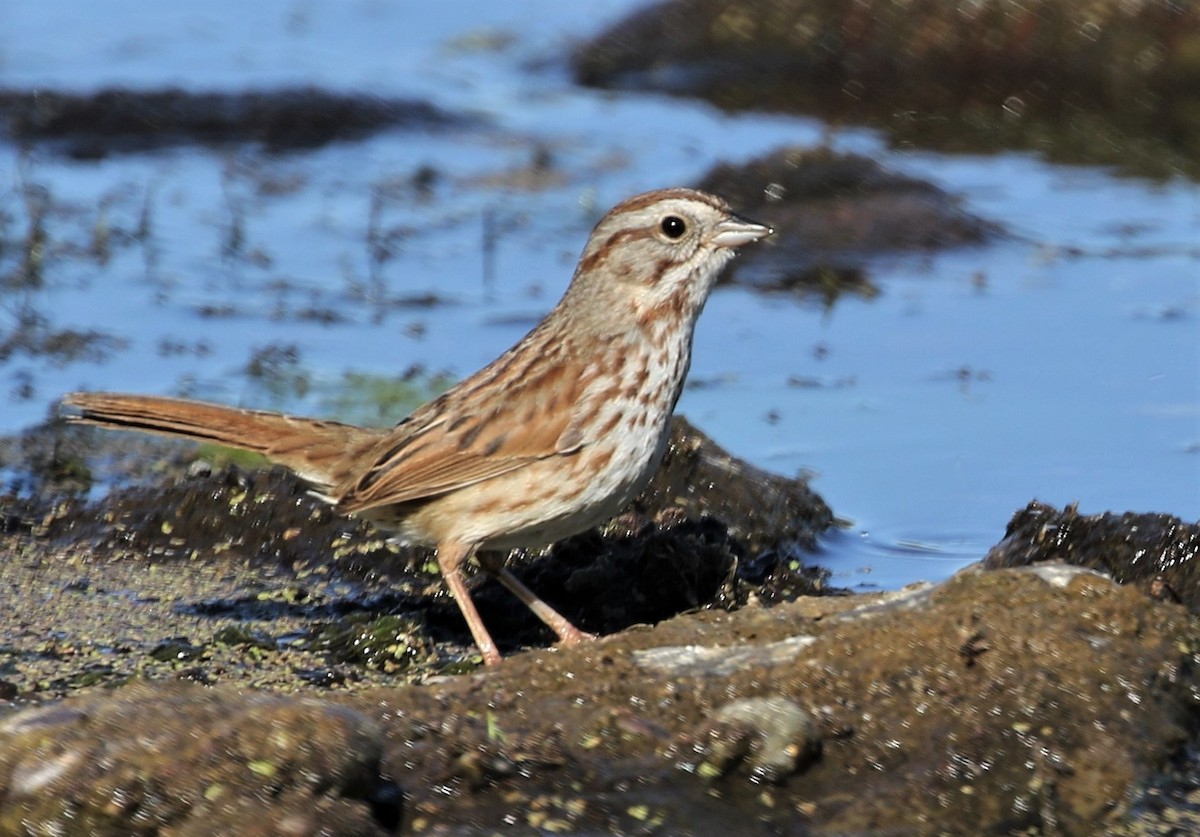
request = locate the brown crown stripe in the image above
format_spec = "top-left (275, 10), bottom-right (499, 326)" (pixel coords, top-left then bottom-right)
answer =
top-left (610, 188), bottom-right (727, 216)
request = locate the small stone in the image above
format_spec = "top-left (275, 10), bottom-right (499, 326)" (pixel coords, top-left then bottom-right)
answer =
top-left (712, 697), bottom-right (820, 782)
top-left (186, 458), bottom-right (213, 479)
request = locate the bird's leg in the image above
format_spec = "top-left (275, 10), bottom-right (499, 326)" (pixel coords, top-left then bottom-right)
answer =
top-left (437, 541), bottom-right (502, 665)
top-left (477, 552), bottom-right (597, 647)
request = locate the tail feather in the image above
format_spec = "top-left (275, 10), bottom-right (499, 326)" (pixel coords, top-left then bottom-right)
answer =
top-left (61, 392), bottom-right (385, 490)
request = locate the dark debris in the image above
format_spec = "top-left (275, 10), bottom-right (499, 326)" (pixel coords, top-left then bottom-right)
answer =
top-left (984, 500), bottom-right (1200, 608)
top-left (0, 86), bottom-right (473, 158)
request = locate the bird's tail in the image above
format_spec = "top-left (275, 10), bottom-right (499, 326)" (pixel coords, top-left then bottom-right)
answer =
top-left (61, 392), bottom-right (384, 490)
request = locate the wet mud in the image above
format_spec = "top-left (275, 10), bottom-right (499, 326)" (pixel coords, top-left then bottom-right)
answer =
top-left (3, 410), bottom-right (1200, 833)
top-left (3, 518), bottom-right (1200, 833)
top-left (0, 414), bottom-right (834, 693)
top-left (574, 0), bottom-right (1200, 179)
top-left (985, 500), bottom-right (1200, 608)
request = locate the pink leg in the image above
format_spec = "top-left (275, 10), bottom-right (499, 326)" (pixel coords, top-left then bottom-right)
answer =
top-left (437, 541), bottom-right (502, 665)
top-left (478, 553), bottom-right (596, 647)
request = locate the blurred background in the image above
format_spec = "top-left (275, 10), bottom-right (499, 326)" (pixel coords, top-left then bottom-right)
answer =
top-left (1, 0), bottom-right (1196, 588)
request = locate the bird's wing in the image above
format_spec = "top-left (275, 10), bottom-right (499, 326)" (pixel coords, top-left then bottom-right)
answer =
top-left (334, 354), bottom-right (597, 513)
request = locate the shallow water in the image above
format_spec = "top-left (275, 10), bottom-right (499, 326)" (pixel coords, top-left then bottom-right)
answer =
top-left (2, 0), bottom-right (1197, 589)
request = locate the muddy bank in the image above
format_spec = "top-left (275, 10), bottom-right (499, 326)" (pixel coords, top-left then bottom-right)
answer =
top-left (700, 146), bottom-right (1001, 301)
top-left (0, 414), bottom-right (833, 692)
top-left (574, 0), bottom-right (1200, 179)
top-left (2, 549), bottom-right (1199, 833)
top-left (0, 87), bottom-right (470, 158)
top-left (3, 406), bottom-right (1199, 833)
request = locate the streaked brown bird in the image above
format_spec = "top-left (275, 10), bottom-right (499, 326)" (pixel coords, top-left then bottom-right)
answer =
top-left (63, 188), bottom-right (772, 665)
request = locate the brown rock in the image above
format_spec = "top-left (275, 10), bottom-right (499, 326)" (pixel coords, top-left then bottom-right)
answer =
top-left (0, 683), bottom-right (399, 835)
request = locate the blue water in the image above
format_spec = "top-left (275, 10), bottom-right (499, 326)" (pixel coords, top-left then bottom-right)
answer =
top-left (2, 0), bottom-right (1197, 589)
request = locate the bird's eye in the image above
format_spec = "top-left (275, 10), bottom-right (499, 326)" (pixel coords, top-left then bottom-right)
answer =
top-left (660, 215), bottom-right (687, 239)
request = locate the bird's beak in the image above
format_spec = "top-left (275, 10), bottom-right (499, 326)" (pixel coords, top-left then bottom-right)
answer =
top-left (713, 214), bottom-right (773, 248)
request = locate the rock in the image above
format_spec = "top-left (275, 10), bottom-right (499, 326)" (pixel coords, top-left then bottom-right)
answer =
top-left (698, 146), bottom-right (1002, 303)
top-left (5, 421), bottom-right (1200, 831)
top-left (0, 682), bottom-right (400, 835)
top-left (358, 564), bottom-right (1198, 833)
top-left (640, 416), bottom-right (834, 558)
top-left (702, 147), bottom-right (1001, 258)
top-left (983, 500), bottom-right (1200, 607)
top-left (710, 697), bottom-right (820, 781)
